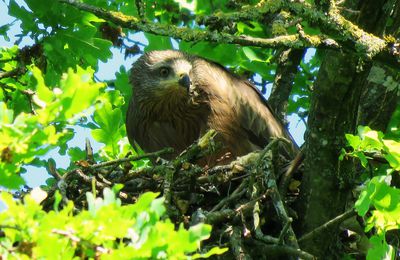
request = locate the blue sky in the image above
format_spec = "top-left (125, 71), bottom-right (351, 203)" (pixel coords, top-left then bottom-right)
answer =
top-left (0, 0), bottom-right (306, 191)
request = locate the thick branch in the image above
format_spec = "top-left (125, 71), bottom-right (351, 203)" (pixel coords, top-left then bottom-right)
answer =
top-left (59, 0), bottom-right (339, 50)
top-left (196, 0), bottom-right (389, 60)
top-left (284, 1), bottom-right (388, 59)
top-left (268, 48), bottom-right (305, 122)
top-left (59, 0), bottom-right (400, 63)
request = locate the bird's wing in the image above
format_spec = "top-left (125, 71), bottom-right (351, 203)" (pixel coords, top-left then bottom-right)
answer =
top-left (236, 79), bottom-right (299, 155)
top-left (192, 57), bottom-right (298, 157)
top-left (126, 98), bottom-right (197, 158)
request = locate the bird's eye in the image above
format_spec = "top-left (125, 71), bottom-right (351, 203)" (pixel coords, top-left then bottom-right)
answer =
top-left (159, 67), bottom-right (170, 77)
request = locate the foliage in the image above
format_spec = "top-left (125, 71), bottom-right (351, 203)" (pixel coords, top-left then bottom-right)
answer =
top-left (342, 126), bottom-right (400, 259)
top-left (0, 66), bottom-right (104, 188)
top-left (0, 187), bottom-right (226, 259)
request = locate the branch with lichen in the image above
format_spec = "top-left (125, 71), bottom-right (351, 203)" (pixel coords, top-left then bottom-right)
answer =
top-left (284, 1), bottom-right (387, 59)
top-left (58, 0), bottom-right (339, 51)
top-left (58, 0), bottom-right (399, 62)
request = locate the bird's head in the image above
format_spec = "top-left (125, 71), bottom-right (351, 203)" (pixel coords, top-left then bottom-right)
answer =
top-left (130, 50), bottom-right (193, 102)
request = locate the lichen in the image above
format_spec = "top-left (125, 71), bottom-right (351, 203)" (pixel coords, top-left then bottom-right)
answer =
top-left (271, 20), bottom-right (287, 36)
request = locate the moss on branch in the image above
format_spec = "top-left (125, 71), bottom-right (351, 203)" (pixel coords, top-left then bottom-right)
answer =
top-left (59, 0), bottom-right (339, 51)
top-left (58, 0), bottom-right (399, 62)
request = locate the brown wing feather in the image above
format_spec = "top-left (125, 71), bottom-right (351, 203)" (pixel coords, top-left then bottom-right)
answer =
top-left (126, 91), bottom-right (209, 159)
top-left (191, 55), bottom-right (298, 158)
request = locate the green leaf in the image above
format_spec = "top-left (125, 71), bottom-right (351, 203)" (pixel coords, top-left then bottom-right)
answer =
top-left (112, 184), bottom-right (124, 194)
top-left (367, 234), bottom-right (394, 260)
top-left (0, 164), bottom-right (25, 189)
top-left (144, 33), bottom-right (173, 51)
top-left (0, 23), bottom-right (11, 41)
top-left (32, 67), bottom-right (54, 105)
top-left (301, 21), bottom-right (322, 35)
top-left (0, 102), bottom-right (14, 124)
top-left (355, 177), bottom-right (380, 216)
top-left (237, 21), bottom-right (266, 37)
top-left (192, 246), bottom-right (229, 259)
top-left (68, 147), bottom-right (86, 162)
top-left (91, 102), bottom-right (125, 157)
top-left (345, 134), bottom-right (361, 149)
top-left (8, 0), bottom-right (36, 33)
top-left (59, 67), bottom-right (104, 120)
top-left (114, 67), bottom-right (132, 118)
top-left (0, 66), bottom-right (104, 189)
top-left (360, 129), bottom-right (384, 151)
top-left (242, 47), bottom-right (265, 62)
top-left (355, 151), bottom-right (369, 168)
top-left (179, 41), bottom-right (240, 66)
top-left (356, 176), bottom-right (400, 233)
top-left (383, 140), bottom-right (400, 170)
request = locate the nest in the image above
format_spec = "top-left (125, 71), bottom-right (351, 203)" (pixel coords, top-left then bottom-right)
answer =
top-left (41, 130), bottom-right (310, 259)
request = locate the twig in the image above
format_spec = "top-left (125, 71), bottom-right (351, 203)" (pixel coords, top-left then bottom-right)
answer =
top-left (125, 37), bottom-right (146, 47)
top-left (299, 208), bottom-right (357, 243)
top-left (89, 147), bottom-right (174, 169)
top-left (72, 169), bottom-right (130, 201)
top-left (47, 159), bottom-right (62, 181)
top-left (117, 165), bottom-right (165, 183)
top-left (210, 179), bottom-right (247, 212)
top-left (279, 148), bottom-right (304, 195)
top-left (250, 240), bottom-right (315, 260)
top-left (254, 231), bottom-right (279, 244)
top-left (269, 48), bottom-right (305, 122)
top-left (52, 229), bottom-right (80, 243)
top-left (85, 138), bottom-right (95, 164)
top-left (135, 0), bottom-right (145, 19)
top-left (163, 168), bottom-right (174, 206)
top-left (205, 208), bottom-right (236, 225)
top-left (0, 67), bottom-right (27, 80)
top-left (174, 129), bottom-right (219, 167)
top-left (96, 174), bottom-right (112, 186)
top-left (74, 169), bottom-right (107, 189)
top-left (257, 143), bottom-right (300, 249)
top-left (278, 217), bottom-right (293, 245)
top-left (197, 165), bottom-right (246, 185)
top-left (0, 225), bottom-right (21, 231)
top-left (230, 226), bottom-right (251, 260)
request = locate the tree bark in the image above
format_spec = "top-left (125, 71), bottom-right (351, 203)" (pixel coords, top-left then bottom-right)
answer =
top-left (297, 50), bottom-right (369, 257)
top-left (357, 0), bottom-right (400, 131)
top-left (269, 49), bottom-right (305, 123)
top-left (357, 63), bottom-right (399, 131)
top-left (297, 0), bottom-right (397, 257)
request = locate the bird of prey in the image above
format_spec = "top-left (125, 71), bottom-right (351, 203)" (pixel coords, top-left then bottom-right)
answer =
top-left (126, 50), bottom-right (297, 164)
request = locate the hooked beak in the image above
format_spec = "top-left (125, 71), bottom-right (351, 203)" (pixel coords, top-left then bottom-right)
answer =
top-left (178, 74), bottom-right (191, 90)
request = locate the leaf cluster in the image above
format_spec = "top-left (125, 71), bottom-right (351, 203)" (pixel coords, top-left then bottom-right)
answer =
top-left (342, 126), bottom-right (400, 259)
top-left (0, 188), bottom-right (225, 259)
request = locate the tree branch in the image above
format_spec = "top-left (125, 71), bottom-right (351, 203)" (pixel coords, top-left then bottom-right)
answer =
top-left (58, 0), bottom-right (399, 62)
top-left (59, 0), bottom-right (339, 50)
top-left (0, 67), bottom-right (27, 80)
top-left (88, 147), bottom-right (174, 169)
top-left (268, 48), bottom-right (305, 122)
top-left (299, 208), bottom-right (357, 243)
